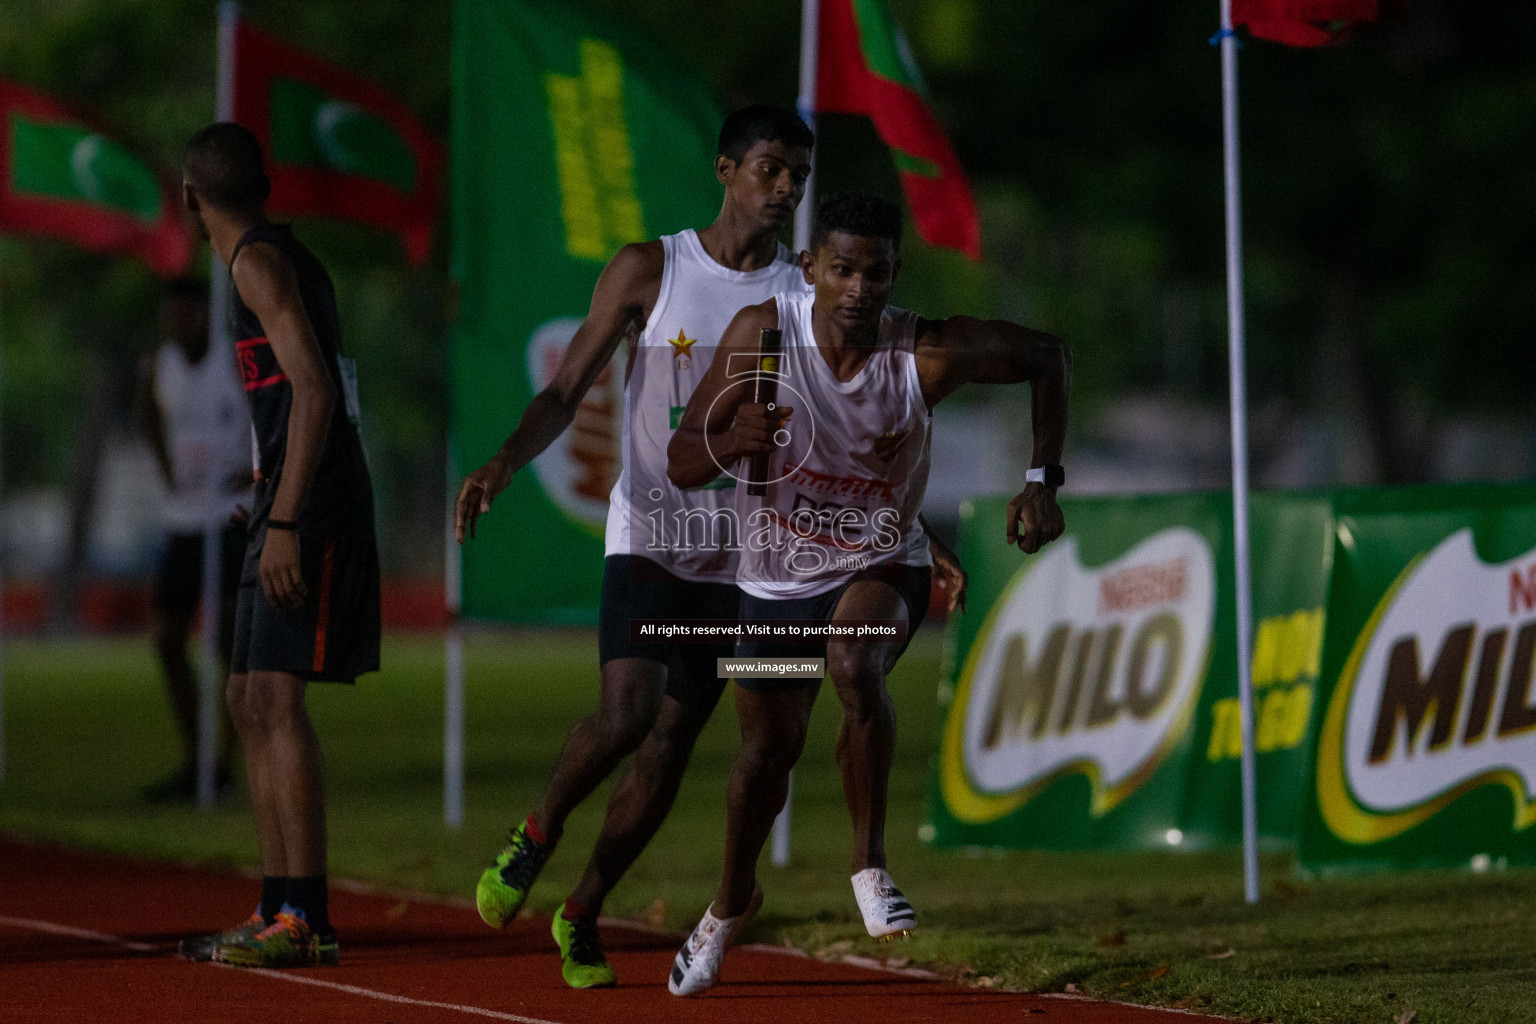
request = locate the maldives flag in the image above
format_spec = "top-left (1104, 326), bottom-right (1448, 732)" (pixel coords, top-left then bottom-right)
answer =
top-left (817, 0), bottom-right (980, 260)
top-left (232, 19), bottom-right (443, 265)
top-left (1232, 0), bottom-right (1406, 47)
top-left (0, 81), bottom-right (192, 275)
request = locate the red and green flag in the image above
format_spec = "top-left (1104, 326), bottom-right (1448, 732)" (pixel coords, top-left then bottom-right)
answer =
top-left (232, 18), bottom-right (443, 265)
top-left (1232, 0), bottom-right (1406, 47)
top-left (816, 0), bottom-right (981, 260)
top-left (0, 80), bottom-right (192, 275)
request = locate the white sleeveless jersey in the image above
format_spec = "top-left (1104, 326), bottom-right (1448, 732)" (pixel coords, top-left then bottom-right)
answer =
top-left (154, 341), bottom-right (253, 531)
top-left (604, 229), bottom-right (808, 583)
top-left (736, 290), bottom-right (932, 600)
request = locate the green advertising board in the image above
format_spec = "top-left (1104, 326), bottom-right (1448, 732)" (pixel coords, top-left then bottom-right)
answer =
top-left (1178, 489), bottom-right (1335, 848)
top-left (450, 0), bottom-right (723, 622)
top-left (1299, 484), bottom-right (1536, 873)
top-left (927, 490), bottom-right (1334, 851)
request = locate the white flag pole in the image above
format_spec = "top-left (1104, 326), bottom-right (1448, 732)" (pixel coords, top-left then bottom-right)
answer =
top-left (195, 514), bottom-right (222, 809)
top-left (792, 0), bottom-right (820, 260)
top-left (197, 0), bottom-right (241, 811)
top-left (444, 438), bottom-right (465, 830)
top-left (0, 228), bottom-right (7, 786)
top-left (772, 0), bottom-right (820, 870)
top-left (1218, 0), bottom-right (1260, 905)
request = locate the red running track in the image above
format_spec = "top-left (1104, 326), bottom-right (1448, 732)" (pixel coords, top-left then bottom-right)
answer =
top-left (0, 838), bottom-right (1228, 1023)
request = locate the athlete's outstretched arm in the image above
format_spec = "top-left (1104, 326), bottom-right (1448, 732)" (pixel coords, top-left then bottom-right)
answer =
top-left (667, 299), bottom-right (787, 490)
top-left (455, 242), bottom-right (663, 541)
top-left (916, 316), bottom-right (1070, 554)
top-left (232, 242), bottom-right (338, 611)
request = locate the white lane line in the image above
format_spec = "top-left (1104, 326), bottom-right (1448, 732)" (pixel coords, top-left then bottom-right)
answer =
top-left (211, 963), bottom-right (565, 1023)
top-left (0, 914), bottom-right (566, 1024)
top-left (740, 942), bottom-right (940, 980)
top-left (0, 915), bottom-right (159, 953)
top-left (1039, 992), bottom-right (1235, 1019)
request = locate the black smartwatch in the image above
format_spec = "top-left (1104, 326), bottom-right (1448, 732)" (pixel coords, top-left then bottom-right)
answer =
top-left (1025, 464), bottom-right (1065, 489)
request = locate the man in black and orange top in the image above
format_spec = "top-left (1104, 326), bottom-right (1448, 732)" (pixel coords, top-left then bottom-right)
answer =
top-left (176, 122), bottom-right (380, 969)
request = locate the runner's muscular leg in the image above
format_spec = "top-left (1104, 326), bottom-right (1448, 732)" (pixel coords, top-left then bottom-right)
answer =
top-left (826, 580), bottom-right (906, 874)
top-left (567, 693), bottom-right (714, 915)
top-left (534, 656), bottom-right (668, 846)
top-left (226, 671), bottom-right (288, 877)
top-left (714, 684), bottom-right (817, 917)
top-left (236, 669), bottom-right (326, 877)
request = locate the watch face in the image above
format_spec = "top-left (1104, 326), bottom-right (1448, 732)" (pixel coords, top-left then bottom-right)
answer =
top-left (1046, 464), bottom-right (1066, 488)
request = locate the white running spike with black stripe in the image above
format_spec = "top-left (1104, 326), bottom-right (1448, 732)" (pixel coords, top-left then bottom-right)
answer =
top-left (667, 887), bottom-right (763, 996)
top-left (852, 867), bottom-right (916, 940)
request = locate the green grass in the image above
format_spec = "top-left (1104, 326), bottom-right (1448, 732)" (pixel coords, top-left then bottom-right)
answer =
top-left (2, 632), bottom-right (1533, 1023)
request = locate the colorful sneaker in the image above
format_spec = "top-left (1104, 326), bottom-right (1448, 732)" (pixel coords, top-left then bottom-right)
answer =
top-left (178, 912), bottom-right (264, 962)
top-left (215, 910), bottom-right (339, 968)
top-left (551, 905), bottom-right (617, 989)
top-left (852, 867), bottom-right (915, 940)
top-left (476, 821), bottom-right (551, 928)
top-left (667, 886), bottom-right (763, 997)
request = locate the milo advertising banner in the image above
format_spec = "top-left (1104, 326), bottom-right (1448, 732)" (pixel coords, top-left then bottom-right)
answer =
top-left (1299, 484), bottom-right (1536, 872)
top-left (450, 0), bottom-right (722, 622)
top-left (928, 491), bottom-right (1334, 851)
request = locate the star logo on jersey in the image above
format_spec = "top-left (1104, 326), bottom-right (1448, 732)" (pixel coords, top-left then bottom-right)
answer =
top-left (668, 329), bottom-right (696, 368)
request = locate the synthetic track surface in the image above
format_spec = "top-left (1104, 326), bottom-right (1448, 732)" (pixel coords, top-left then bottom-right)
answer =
top-left (0, 838), bottom-right (1229, 1023)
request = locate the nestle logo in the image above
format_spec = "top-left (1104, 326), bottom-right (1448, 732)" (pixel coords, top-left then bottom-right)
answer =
top-left (1099, 557), bottom-right (1189, 614)
top-left (1512, 563), bottom-right (1536, 616)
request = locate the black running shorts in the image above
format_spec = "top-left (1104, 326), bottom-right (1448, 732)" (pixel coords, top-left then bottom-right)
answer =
top-left (598, 554), bottom-right (741, 711)
top-left (151, 525), bottom-right (245, 618)
top-left (230, 480), bottom-right (380, 684)
top-left (734, 562), bottom-right (932, 693)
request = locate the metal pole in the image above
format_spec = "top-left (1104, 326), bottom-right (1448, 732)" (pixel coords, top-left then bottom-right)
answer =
top-left (196, 515), bottom-right (221, 808)
top-left (197, 0), bottom-right (241, 811)
top-left (772, 0), bottom-right (821, 870)
top-left (0, 230), bottom-right (7, 785)
top-left (1219, 0), bottom-right (1260, 905)
top-left (444, 439), bottom-right (464, 829)
top-left (216, 1), bottom-right (239, 126)
top-left (791, 0), bottom-right (820, 261)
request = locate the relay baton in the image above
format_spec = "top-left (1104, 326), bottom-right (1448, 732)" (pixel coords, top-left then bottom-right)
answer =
top-left (747, 327), bottom-right (783, 497)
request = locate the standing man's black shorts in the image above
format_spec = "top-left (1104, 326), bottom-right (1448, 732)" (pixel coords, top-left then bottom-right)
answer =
top-left (152, 525), bottom-right (246, 618)
top-left (597, 554), bottom-right (741, 712)
top-left (734, 562), bottom-right (932, 693)
top-left (230, 478), bottom-right (380, 684)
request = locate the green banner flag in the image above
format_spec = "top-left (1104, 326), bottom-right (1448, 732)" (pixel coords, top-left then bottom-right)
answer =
top-left (450, 0), bottom-right (723, 622)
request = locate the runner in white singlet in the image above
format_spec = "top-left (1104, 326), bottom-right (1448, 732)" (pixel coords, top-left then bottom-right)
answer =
top-left (137, 278), bottom-right (252, 802)
top-left (606, 226), bottom-right (805, 583)
top-left (454, 107), bottom-right (834, 989)
top-left (666, 192), bottom-right (1070, 996)
top-left (732, 289), bottom-right (931, 599)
